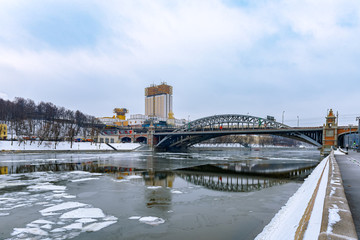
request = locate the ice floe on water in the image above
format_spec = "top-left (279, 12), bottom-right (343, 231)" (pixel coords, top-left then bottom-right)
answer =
top-left (171, 190), bottom-right (183, 194)
top-left (76, 218), bottom-right (97, 223)
top-left (82, 221), bottom-right (117, 232)
top-left (0, 171), bottom-right (118, 239)
top-left (147, 186), bottom-right (162, 189)
top-left (31, 219), bottom-right (55, 225)
top-left (11, 227), bottom-right (49, 236)
top-left (138, 216), bottom-right (165, 226)
top-left (70, 177), bottom-right (100, 182)
top-left (28, 183), bottom-right (66, 191)
top-left (60, 207), bottom-right (105, 219)
top-left (128, 216), bottom-right (165, 225)
top-left (40, 202), bottom-right (88, 214)
top-left (8, 202), bottom-right (118, 240)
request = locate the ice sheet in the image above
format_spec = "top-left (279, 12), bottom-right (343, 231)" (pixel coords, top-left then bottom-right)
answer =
top-left (40, 202), bottom-right (88, 214)
top-left (71, 177), bottom-right (100, 182)
top-left (60, 207), bottom-right (105, 219)
top-left (82, 221), bottom-right (117, 232)
top-left (147, 186), bottom-right (162, 189)
top-left (64, 222), bottom-right (83, 230)
top-left (139, 216), bottom-right (165, 225)
top-left (32, 219), bottom-right (55, 225)
top-left (11, 227), bottom-right (49, 236)
top-left (28, 183), bottom-right (66, 191)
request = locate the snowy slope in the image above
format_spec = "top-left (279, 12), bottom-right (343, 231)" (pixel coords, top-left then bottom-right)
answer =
top-left (0, 141), bottom-right (141, 151)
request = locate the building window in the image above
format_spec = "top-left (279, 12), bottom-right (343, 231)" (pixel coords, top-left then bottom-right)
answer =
top-left (110, 138), bottom-right (114, 143)
top-left (100, 138), bottom-right (104, 143)
top-left (326, 130), bottom-right (334, 137)
top-left (105, 138), bottom-right (109, 143)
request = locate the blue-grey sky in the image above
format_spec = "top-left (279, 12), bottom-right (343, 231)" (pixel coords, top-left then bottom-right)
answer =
top-left (0, 0), bottom-right (359, 127)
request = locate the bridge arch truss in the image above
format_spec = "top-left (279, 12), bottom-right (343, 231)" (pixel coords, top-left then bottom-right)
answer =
top-left (155, 114), bottom-right (323, 150)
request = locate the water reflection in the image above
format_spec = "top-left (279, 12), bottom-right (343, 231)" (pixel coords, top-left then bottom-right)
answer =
top-left (1, 154), bottom-right (318, 196)
top-left (177, 171), bottom-right (289, 192)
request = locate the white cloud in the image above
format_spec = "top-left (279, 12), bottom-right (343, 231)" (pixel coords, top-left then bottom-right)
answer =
top-left (0, 0), bottom-right (359, 124)
top-left (0, 92), bottom-right (8, 100)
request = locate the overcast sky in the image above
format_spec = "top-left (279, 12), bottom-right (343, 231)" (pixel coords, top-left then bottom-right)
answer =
top-left (0, 0), bottom-right (359, 127)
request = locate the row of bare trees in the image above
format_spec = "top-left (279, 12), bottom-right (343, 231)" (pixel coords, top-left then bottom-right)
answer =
top-left (0, 97), bottom-right (102, 144)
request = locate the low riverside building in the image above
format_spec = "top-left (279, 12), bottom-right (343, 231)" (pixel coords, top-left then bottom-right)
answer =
top-left (0, 124), bottom-right (7, 140)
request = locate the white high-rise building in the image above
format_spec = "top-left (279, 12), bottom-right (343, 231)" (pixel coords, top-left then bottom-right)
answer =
top-left (145, 83), bottom-right (173, 119)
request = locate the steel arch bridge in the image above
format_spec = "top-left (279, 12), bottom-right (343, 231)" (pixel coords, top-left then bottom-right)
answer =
top-left (155, 114), bottom-right (323, 150)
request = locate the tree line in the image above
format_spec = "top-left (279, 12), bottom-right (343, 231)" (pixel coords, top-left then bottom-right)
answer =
top-left (0, 97), bottom-right (102, 144)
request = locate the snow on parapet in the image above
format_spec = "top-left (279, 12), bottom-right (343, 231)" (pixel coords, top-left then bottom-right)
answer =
top-left (255, 155), bottom-right (329, 240)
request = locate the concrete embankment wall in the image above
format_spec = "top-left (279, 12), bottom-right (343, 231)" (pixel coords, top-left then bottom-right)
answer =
top-left (318, 152), bottom-right (358, 239)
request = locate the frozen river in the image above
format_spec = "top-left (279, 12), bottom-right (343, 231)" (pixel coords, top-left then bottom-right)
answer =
top-left (0, 148), bottom-right (321, 240)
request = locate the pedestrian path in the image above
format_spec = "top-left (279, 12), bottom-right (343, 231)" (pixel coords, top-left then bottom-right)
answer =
top-left (335, 150), bottom-right (360, 237)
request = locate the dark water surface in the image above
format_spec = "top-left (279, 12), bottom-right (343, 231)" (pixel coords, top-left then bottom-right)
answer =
top-left (0, 148), bottom-right (321, 240)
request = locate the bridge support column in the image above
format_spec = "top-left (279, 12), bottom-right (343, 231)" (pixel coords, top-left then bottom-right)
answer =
top-left (147, 124), bottom-right (155, 149)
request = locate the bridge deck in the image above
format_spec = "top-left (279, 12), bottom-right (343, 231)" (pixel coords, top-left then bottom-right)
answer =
top-left (155, 127), bottom-right (323, 136)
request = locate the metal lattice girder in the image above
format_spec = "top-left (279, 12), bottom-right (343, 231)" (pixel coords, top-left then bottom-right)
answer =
top-left (156, 114), bottom-right (290, 149)
top-left (175, 114), bottom-right (289, 132)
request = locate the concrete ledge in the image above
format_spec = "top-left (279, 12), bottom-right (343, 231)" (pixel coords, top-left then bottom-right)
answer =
top-left (318, 152), bottom-right (358, 240)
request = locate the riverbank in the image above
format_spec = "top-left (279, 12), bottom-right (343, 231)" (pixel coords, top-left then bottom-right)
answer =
top-left (255, 149), bottom-right (357, 239)
top-left (0, 141), bottom-right (141, 152)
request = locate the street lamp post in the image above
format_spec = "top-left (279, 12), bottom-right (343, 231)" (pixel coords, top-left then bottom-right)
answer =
top-left (297, 116), bottom-right (299, 127)
top-left (357, 117), bottom-right (360, 151)
top-left (282, 111), bottom-right (285, 124)
top-left (348, 124), bottom-right (353, 150)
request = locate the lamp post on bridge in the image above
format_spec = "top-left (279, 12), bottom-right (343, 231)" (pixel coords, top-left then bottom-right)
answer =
top-left (282, 111), bottom-right (285, 124)
top-left (349, 124), bottom-right (353, 149)
top-left (357, 117), bottom-right (360, 151)
top-left (297, 116), bottom-right (299, 127)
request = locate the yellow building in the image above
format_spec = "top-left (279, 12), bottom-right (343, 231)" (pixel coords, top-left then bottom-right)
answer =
top-left (0, 124), bottom-right (7, 140)
top-left (0, 166), bottom-right (8, 175)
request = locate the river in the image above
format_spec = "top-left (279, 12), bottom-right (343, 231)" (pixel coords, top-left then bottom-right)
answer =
top-left (0, 147), bottom-right (321, 240)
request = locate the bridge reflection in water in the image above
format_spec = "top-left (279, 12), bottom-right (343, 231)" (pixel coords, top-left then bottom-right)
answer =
top-left (176, 162), bottom-right (317, 192)
top-left (178, 172), bottom-right (289, 192)
top-left (4, 160), bottom-right (317, 194)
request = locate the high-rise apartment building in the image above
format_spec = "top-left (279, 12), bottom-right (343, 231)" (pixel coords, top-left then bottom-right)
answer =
top-left (145, 83), bottom-right (173, 119)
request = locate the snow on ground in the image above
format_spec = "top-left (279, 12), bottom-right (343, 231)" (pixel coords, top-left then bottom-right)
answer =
top-left (255, 155), bottom-right (329, 240)
top-left (334, 149), bottom-right (346, 155)
top-left (0, 141), bottom-right (141, 151)
top-left (0, 171), bottom-right (118, 240)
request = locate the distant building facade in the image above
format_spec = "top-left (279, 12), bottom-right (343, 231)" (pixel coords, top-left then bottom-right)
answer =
top-left (145, 83), bottom-right (173, 119)
top-left (0, 124), bottom-right (7, 140)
